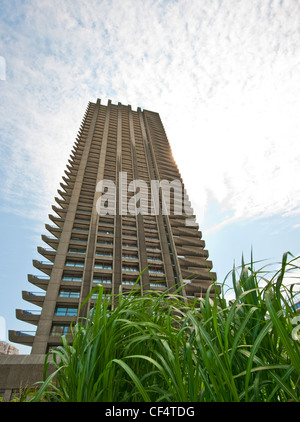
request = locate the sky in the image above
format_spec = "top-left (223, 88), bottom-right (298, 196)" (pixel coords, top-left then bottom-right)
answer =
top-left (0, 0), bottom-right (300, 354)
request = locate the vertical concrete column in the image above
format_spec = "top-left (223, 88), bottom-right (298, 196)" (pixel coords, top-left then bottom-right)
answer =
top-left (139, 110), bottom-right (185, 295)
top-left (112, 103), bottom-right (123, 298)
top-left (128, 106), bottom-right (150, 291)
top-left (31, 100), bottom-right (101, 354)
top-left (78, 100), bottom-right (111, 317)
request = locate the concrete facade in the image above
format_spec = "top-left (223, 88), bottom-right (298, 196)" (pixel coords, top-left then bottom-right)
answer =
top-left (0, 354), bottom-right (54, 401)
top-left (2, 99), bottom-right (217, 396)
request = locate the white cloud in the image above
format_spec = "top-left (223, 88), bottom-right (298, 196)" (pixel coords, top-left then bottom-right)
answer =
top-left (0, 0), bottom-right (300, 229)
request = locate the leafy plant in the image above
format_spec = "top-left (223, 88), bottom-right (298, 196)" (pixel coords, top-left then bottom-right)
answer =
top-left (26, 252), bottom-right (300, 402)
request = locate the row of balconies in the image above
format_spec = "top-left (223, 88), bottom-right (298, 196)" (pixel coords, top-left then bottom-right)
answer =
top-left (44, 219), bottom-right (209, 288)
top-left (10, 275), bottom-right (170, 347)
top-left (40, 243), bottom-right (162, 264)
top-left (33, 255), bottom-right (165, 277)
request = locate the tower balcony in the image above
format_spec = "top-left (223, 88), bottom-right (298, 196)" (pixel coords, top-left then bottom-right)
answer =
top-left (56, 290), bottom-right (80, 306)
top-left (22, 290), bottom-right (45, 306)
top-left (121, 279), bottom-right (141, 290)
top-left (61, 273), bottom-right (83, 287)
top-left (181, 268), bottom-right (217, 282)
top-left (173, 235), bottom-right (205, 248)
top-left (64, 170), bottom-right (76, 182)
top-left (68, 158), bottom-right (79, 169)
top-left (179, 255), bottom-right (210, 267)
top-left (37, 246), bottom-right (56, 262)
top-left (16, 309), bottom-right (41, 325)
top-left (57, 189), bottom-right (71, 201)
top-left (67, 248), bottom-right (86, 258)
top-left (73, 218), bottom-right (91, 230)
top-left (49, 214), bottom-right (65, 228)
top-left (76, 206), bottom-right (93, 217)
top-left (52, 204), bottom-right (67, 218)
top-left (69, 153), bottom-right (81, 165)
top-left (122, 254), bottom-right (139, 263)
top-left (149, 280), bottom-right (167, 290)
top-left (176, 244), bottom-right (208, 258)
top-left (62, 175), bottom-right (75, 189)
top-left (54, 196), bottom-right (69, 207)
top-left (171, 225), bottom-right (201, 237)
top-left (53, 306), bottom-right (78, 324)
top-left (28, 274), bottom-right (50, 289)
top-left (45, 224), bottom-right (62, 238)
top-left (95, 250), bottom-right (113, 260)
top-left (169, 217), bottom-right (188, 228)
top-left (144, 227), bottom-right (158, 235)
top-left (8, 330), bottom-right (35, 346)
top-left (60, 182), bottom-right (72, 194)
top-left (148, 261), bottom-right (164, 274)
top-left (66, 164), bottom-right (78, 177)
top-left (122, 230), bottom-right (137, 239)
top-left (148, 271), bottom-right (166, 281)
top-left (185, 259), bottom-right (213, 271)
top-left (72, 227), bottom-right (89, 235)
top-left (41, 234), bottom-right (59, 249)
top-left (94, 261), bottom-right (113, 272)
top-left (98, 229), bottom-right (114, 238)
top-left (122, 266), bottom-right (140, 275)
top-left (185, 281), bottom-right (219, 298)
top-left (33, 260), bottom-right (53, 276)
top-left (65, 260), bottom-right (85, 270)
top-left (122, 241), bottom-right (138, 250)
top-left (145, 236), bottom-right (160, 245)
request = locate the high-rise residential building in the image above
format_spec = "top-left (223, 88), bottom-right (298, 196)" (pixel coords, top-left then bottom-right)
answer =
top-left (9, 99), bottom-right (217, 355)
top-left (0, 341), bottom-right (19, 355)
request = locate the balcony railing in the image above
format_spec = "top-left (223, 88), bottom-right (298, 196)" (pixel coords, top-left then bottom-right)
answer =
top-left (96, 252), bottom-right (113, 257)
top-left (22, 310), bottom-right (41, 315)
top-left (95, 264), bottom-right (112, 270)
top-left (59, 291), bottom-right (80, 298)
top-left (149, 269), bottom-right (164, 275)
top-left (68, 249), bottom-right (86, 254)
top-left (93, 278), bottom-right (112, 284)
top-left (55, 307), bottom-right (78, 316)
top-left (122, 267), bottom-right (139, 272)
top-left (65, 261), bottom-right (84, 267)
top-left (150, 282), bottom-right (167, 288)
top-left (62, 276), bottom-right (82, 282)
top-left (15, 331), bottom-right (36, 336)
top-left (122, 280), bottom-right (140, 286)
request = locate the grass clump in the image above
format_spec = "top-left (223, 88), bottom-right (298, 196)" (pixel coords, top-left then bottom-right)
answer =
top-left (25, 252), bottom-right (300, 402)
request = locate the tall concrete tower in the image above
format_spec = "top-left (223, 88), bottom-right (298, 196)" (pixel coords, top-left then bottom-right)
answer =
top-left (9, 99), bottom-right (216, 355)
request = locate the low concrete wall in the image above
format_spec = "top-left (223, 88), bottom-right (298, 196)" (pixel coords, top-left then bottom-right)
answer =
top-left (0, 354), bottom-right (54, 402)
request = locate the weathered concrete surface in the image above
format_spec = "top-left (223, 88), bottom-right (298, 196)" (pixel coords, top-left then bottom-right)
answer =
top-left (0, 354), bottom-right (55, 401)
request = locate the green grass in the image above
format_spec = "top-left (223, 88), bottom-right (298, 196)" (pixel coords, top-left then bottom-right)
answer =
top-left (24, 252), bottom-right (300, 402)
